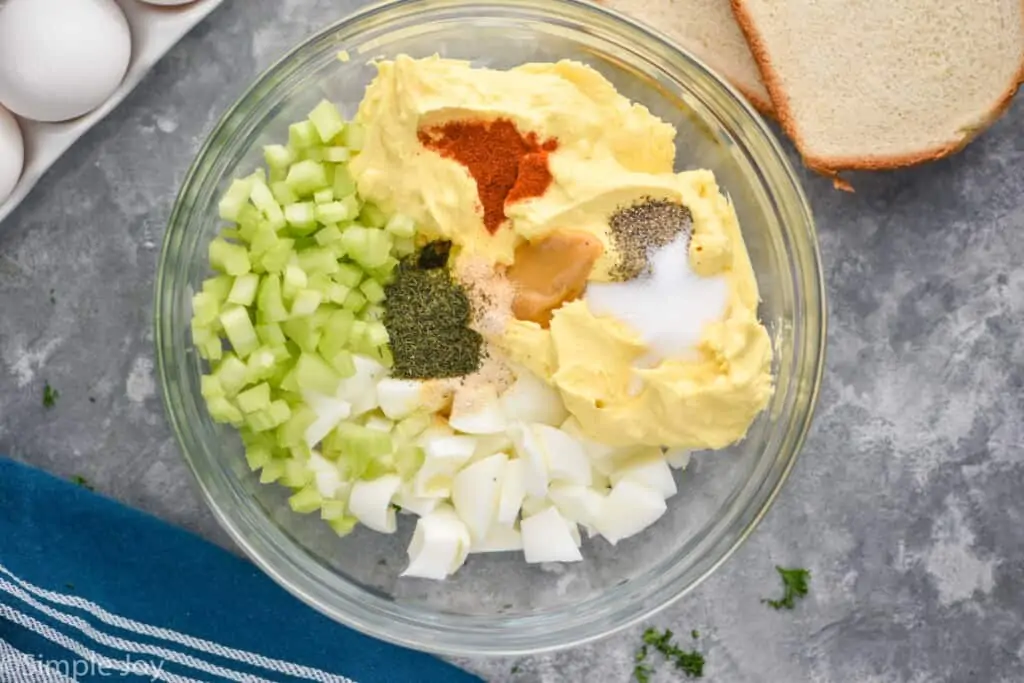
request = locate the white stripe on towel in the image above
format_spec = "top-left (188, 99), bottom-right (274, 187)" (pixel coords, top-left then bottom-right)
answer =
top-left (0, 638), bottom-right (76, 683)
top-left (0, 603), bottom-right (202, 683)
top-left (0, 563), bottom-right (355, 683)
top-left (0, 576), bottom-right (277, 683)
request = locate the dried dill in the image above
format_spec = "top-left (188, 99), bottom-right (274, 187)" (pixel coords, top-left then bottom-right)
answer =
top-left (383, 244), bottom-right (482, 379)
top-left (609, 198), bottom-right (692, 281)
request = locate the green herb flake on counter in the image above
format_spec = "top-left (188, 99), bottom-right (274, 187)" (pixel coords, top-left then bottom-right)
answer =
top-left (42, 382), bottom-right (59, 408)
top-left (763, 566), bottom-right (811, 610)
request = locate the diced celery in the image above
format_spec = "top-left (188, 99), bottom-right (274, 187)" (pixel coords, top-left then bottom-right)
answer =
top-left (218, 178), bottom-right (253, 222)
top-left (296, 352), bottom-right (342, 396)
top-left (342, 289), bottom-right (367, 313)
top-left (209, 239), bottom-right (251, 276)
top-left (285, 202), bottom-right (317, 231)
top-left (289, 120), bottom-right (319, 150)
top-left (297, 247), bottom-right (340, 276)
top-left (202, 275), bottom-right (235, 302)
top-left (333, 423), bottom-right (392, 479)
top-left (304, 147), bottom-right (325, 163)
top-left (289, 442), bottom-right (313, 462)
top-left (358, 278), bottom-right (385, 304)
top-left (192, 291), bottom-right (221, 326)
top-left (244, 347), bottom-right (277, 385)
top-left (250, 181), bottom-right (286, 228)
top-left (236, 382), bottom-right (271, 414)
top-left (364, 321), bottom-right (389, 348)
top-left (260, 239), bottom-right (294, 274)
top-left (282, 265), bottom-right (308, 300)
top-left (333, 262), bottom-right (364, 288)
top-left (291, 289), bottom-right (323, 318)
top-left (323, 147), bottom-right (351, 163)
top-left (343, 122), bottom-right (365, 151)
top-left (363, 304), bottom-right (384, 321)
top-left (392, 236), bottom-right (416, 257)
top-left (341, 227), bottom-right (392, 269)
top-left (199, 338), bottom-right (224, 362)
top-left (282, 318), bottom-right (321, 353)
top-left (316, 197), bottom-right (360, 225)
top-left (363, 456), bottom-right (396, 480)
top-left (308, 100), bottom-right (346, 144)
top-left (281, 458), bottom-right (313, 488)
top-left (280, 368), bottom-right (300, 394)
top-left (384, 213), bottom-right (416, 238)
top-left (395, 445), bottom-right (425, 481)
top-left (259, 459), bottom-right (286, 484)
top-left (395, 413), bottom-right (431, 442)
top-left (318, 309), bottom-right (355, 355)
top-left (245, 441), bottom-right (274, 471)
top-left (250, 223), bottom-right (279, 257)
top-left (332, 165), bottom-right (357, 198)
top-left (270, 181), bottom-right (299, 206)
top-left (327, 349), bottom-right (356, 378)
top-left (213, 354), bottom-right (247, 395)
top-left (207, 396), bottom-right (244, 425)
top-left (289, 485), bottom-right (323, 514)
top-left (227, 273), bottom-right (260, 306)
top-left (264, 144), bottom-right (295, 172)
top-left (256, 275), bottom-right (289, 323)
top-left (220, 227), bottom-right (244, 242)
top-left (304, 273), bottom-right (332, 296)
top-left (200, 374), bottom-right (224, 400)
top-left (372, 345), bottom-right (393, 369)
top-left (313, 188), bottom-right (334, 205)
top-left (249, 399), bottom-right (292, 433)
top-left (256, 322), bottom-right (286, 347)
top-left (219, 306), bottom-right (259, 358)
top-left (269, 344), bottom-right (292, 364)
top-left (320, 500), bottom-right (348, 521)
top-left (314, 224), bottom-right (343, 246)
top-left (277, 404), bottom-right (316, 448)
top-left (327, 515), bottom-right (358, 537)
top-left (358, 203), bottom-right (387, 229)
top-left (285, 160), bottom-right (329, 197)
top-left (327, 283), bottom-right (351, 305)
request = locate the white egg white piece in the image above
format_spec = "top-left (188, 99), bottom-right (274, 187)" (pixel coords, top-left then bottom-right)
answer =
top-left (301, 391), bottom-right (352, 448)
top-left (402, 505), bottom-right (471, 580)
top-left (307, 452), bottom-right (347, 499)
top-left (137, 0), bottom-right (200, 5)
top-left (0, 0), bottom-right (132, 122)
top-left (348, 474), bottom-right (402, 534)
top-left (521, 507), bottom-right (583, 563)
top-left (393, 484), bottom-right (442, 517)
top-left (532, 424), bottom-right (592, 486)
top-left (375, 378), bottom-right (423, 420)
top-left (337, 355), bottom-right (386, 415)
top-left (609, 450), bottom-right (677, 499)
top-left (413, 434), bottom-right (477, 498)
top-left (0, 106), bottom-right (24, 203)
top-left (508, 423), bottom-right (549, 497)
top-left (363, 414), bottom-right (394, 433)
top-left (470, 524), bottom-right (524, 554)
top-left (496, 458), bottom-right (527, 525)
top-left (451, 453), bottom-right (507, 542)
top-left (500, 368), bottom-right (568, 426)
top-left (565, 518), bottom-right (582, 548)
top-left (520, 495), bottom-right (550, 518)
top-left (449, 385), bottom-right (508, 435)
top-left (547, 482), bottom-right (606, 528)
top-left (595, 481), bottom-right (667, 545)
top-left (471, 432), bottom-right (514, 462)
top-left (665, 448), bottom-right (692, 470)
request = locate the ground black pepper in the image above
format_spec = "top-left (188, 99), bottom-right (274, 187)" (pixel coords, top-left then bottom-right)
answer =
top-left (609, 199), bottom-right (692, 281)
top-left (383, 244), bottom-right (483, 379)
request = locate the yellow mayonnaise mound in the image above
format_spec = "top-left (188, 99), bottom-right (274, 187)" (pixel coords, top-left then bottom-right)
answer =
top-left (351, 55), bottom-right (773, 450)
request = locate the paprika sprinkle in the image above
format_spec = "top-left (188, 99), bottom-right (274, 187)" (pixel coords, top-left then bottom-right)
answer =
top-left (418, 118), bottom-right (557, 234)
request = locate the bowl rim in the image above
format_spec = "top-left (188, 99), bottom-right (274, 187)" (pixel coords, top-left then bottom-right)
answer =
top-left (156, 0), bottom-right (827, 656)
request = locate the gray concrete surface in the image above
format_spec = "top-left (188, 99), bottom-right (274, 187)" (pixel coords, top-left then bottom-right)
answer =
top-left (2, 1), bottom-right (1023, 681)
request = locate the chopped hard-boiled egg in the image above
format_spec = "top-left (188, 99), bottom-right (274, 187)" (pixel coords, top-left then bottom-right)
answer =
top-left (302, 391), bottom-right (352, 448)
top-left (449, 385), bottom-right (508, 434)
top-left (547, 482), bottom-right (605, 528)
top-left (393, 483), bottom-right (442, 516)
top-left (348, 474), bottom-right (402, 533)
top-left (307, 452), bottom-right (347, 499)
top-left (496, 458), bottom-right (527, 525)
top-left (500, 368), bottom-right (569, 426)
top-left (609, 449), bottom-right (677, 499)
top-left (414, 434), bottom-right (477, 498)
top-left (521, 506), bottom-right (583, 563)
top-left (402, 505), bottom-right (471, 580)
top-left (508, 423), bottom-right (550, 497)
top-left (470, 523), bottom-right (524, 554)
top-left (451, 452), bottom-right (507, 541)
top-left (376, 378), bottom-right (423, 420)
top-left (337, 356), bottom-right (387, 415)
top-left (532, 424), bottom-right (592, 486)
top-left (665, 448), bottom-right (692, 470)
top-left (594, 481), bottom-right (667, 545)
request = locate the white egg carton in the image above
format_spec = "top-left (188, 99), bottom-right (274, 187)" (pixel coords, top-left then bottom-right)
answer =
top-left (0, 0), bottom-right (224, 225)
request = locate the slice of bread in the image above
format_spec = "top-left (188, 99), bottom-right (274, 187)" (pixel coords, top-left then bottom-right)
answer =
top-left (732, 0), bottom-right (1024, 172)
top-left (602, 0), bottom-right (773, 114)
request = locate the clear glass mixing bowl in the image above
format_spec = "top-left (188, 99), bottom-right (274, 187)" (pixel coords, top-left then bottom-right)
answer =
top-left (156, 0), bottom-right (825, 656)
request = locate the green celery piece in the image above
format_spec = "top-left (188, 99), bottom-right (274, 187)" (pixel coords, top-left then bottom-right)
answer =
top-left (336, 422), bottom-right (393, 461)
top-left (289, 485), bottom-right (324, 514)
top-left (219, 306), bottom-right (259, 358)
top-left (219, 227), bottom-right (244, 242)
top-left (191, 291), bottom-right (221, 327)
top-left (282, 318), bottom-right (322, 354)
top-left (218, 177), bottom-right (253, 222)
top-left (332, 165), bottom-right (357, 198)
top-left (281, 458), bottom-right (313, 488)
top-left (259, 459), bottom-right (287, 484)
top-left (304, 273), bottom-right (333, 296)
top-left (245, 442), bottom-right (274, 471)
top-left (323, 147), bottom-right (351, 163)
top-left (358, 203), bottom-right (387, 229)
top-left (295, 352), bottom-right (342, 396)
top-left (236, 382), bottom-right (271, 414)
top-left (291, 289), bottom-right (323, 318)
top-left (341, 227), bottom-right (392, 269)
top-left (368, 256), bottom-right (399, 284)
top-left (320, 500), bottom-right (349, 521)
top-left (395, 413), bottom-right (431, 442)
top-left (270, 181), bottom-right (299, 206)
top-left (392, 236), bottom-right (416, 257)
top-left (327, 349), bottom-right (356, 378)
top-left (244, 346), bottom-right (277, 385)
top-left (314, 224), bottom-right (344, 246)
top-left (374, 345), bottom-right (394, 369)
top-left (264, 144), bottom-right (295, 171)
top-left (327, 515), bottom-right (358, 537)
top-left (206, 396), bottom-right (244, 426)
top-left (358, 278), bottom-right (385, 304)
top-left (200, 375), bottom-right (224, 400)
top-left (199, 337), bottom-right (225, 362)
top-left (277, 404), bottom-right (317, 448)
top-left (327, 283), bottom-right (351, 305)
top-left (333, 262), bottom-right (364, 288)
top-left (209, 239), bottom-right (251, 276)
top-left (256, 275), bottom-right (289, 323)
top-left (313, 188), bottom-right (335, 205)
top-left (395, 445), bottom-right (426, 481)
top-left (285, 160), bottom-right (330, 197)
top-left (316, 200), bottom-right (358, 225)
top-left (363, 304), bottom-right (384, 321)
top-left (304, 147), bottom-right (325, 163)
top-left (342, 289), bottom-right (367, 314)
top-left (260, 239), bottom-right (294, 274)
top-left (256, 322), bottom-right (286, 347)
top-left (202, 275), bottom-right (235, 302)
top-left (227, 273), bottom-right (260, 306)
top-left (289, 120), bottom-right (319, 150)
top-left (297, 247), bottom-right (340, 276)
top-left (318, 309), bottom-right (355, 356)
top-left (282, 265), bottom-right (308, 301)
top-left (213, 354), bottom-right (247, 396)
top-left (267, 400), bottom-right (293, 428)
top-left (285, 202), bottom-right (317, 231)
top-left (343, 122), bottom-right (366, 151)
top-left (308, 100), bottom-right (346, 144)
top-left (384, 213), bottom-right (416, 238)
top-left (364, 321), bottom-right (389, 348)
top-left (250, 222), bottom-right (279, 255)
top-left (250, 181), bottom-right (286, 228)
top-left (269, 344), bottom-right (292, 364)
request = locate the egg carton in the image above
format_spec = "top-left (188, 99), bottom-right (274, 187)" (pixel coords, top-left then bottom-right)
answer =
top-left (0, 0), bottom-right (225, 226)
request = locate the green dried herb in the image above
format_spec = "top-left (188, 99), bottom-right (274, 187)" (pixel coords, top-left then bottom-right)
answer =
top-left (71, 476), bottom-right (93, 491)
top-left (763, 566), bottom-right (811, 610)
top-left (42, 382), bottom-right (59, 408)
top-left (641, 627), bottom-right (705, 678)
top-left (383, 247), bottom-right (482, 379)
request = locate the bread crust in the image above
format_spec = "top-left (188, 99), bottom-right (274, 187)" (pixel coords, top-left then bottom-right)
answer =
top-left (730, 0), bottom-right (1024, 173)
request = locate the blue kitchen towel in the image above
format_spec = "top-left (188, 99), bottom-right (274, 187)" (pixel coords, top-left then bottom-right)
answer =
top-left (0, 457), bottom-right (482, 683)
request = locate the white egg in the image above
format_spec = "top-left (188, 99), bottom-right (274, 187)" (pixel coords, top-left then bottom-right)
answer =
top-left (0, 106), bottom-right (24, 203)
top-left (138, 0), bottom-right (200, 5)
top-left (0, 0), bottom-right (132, 122)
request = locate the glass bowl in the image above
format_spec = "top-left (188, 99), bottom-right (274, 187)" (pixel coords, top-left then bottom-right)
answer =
top-left (156, 0), bottom-right (825, 656)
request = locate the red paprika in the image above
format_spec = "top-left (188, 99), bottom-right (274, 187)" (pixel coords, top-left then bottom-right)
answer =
top-left (418, 119), bottom-right (558, 234)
